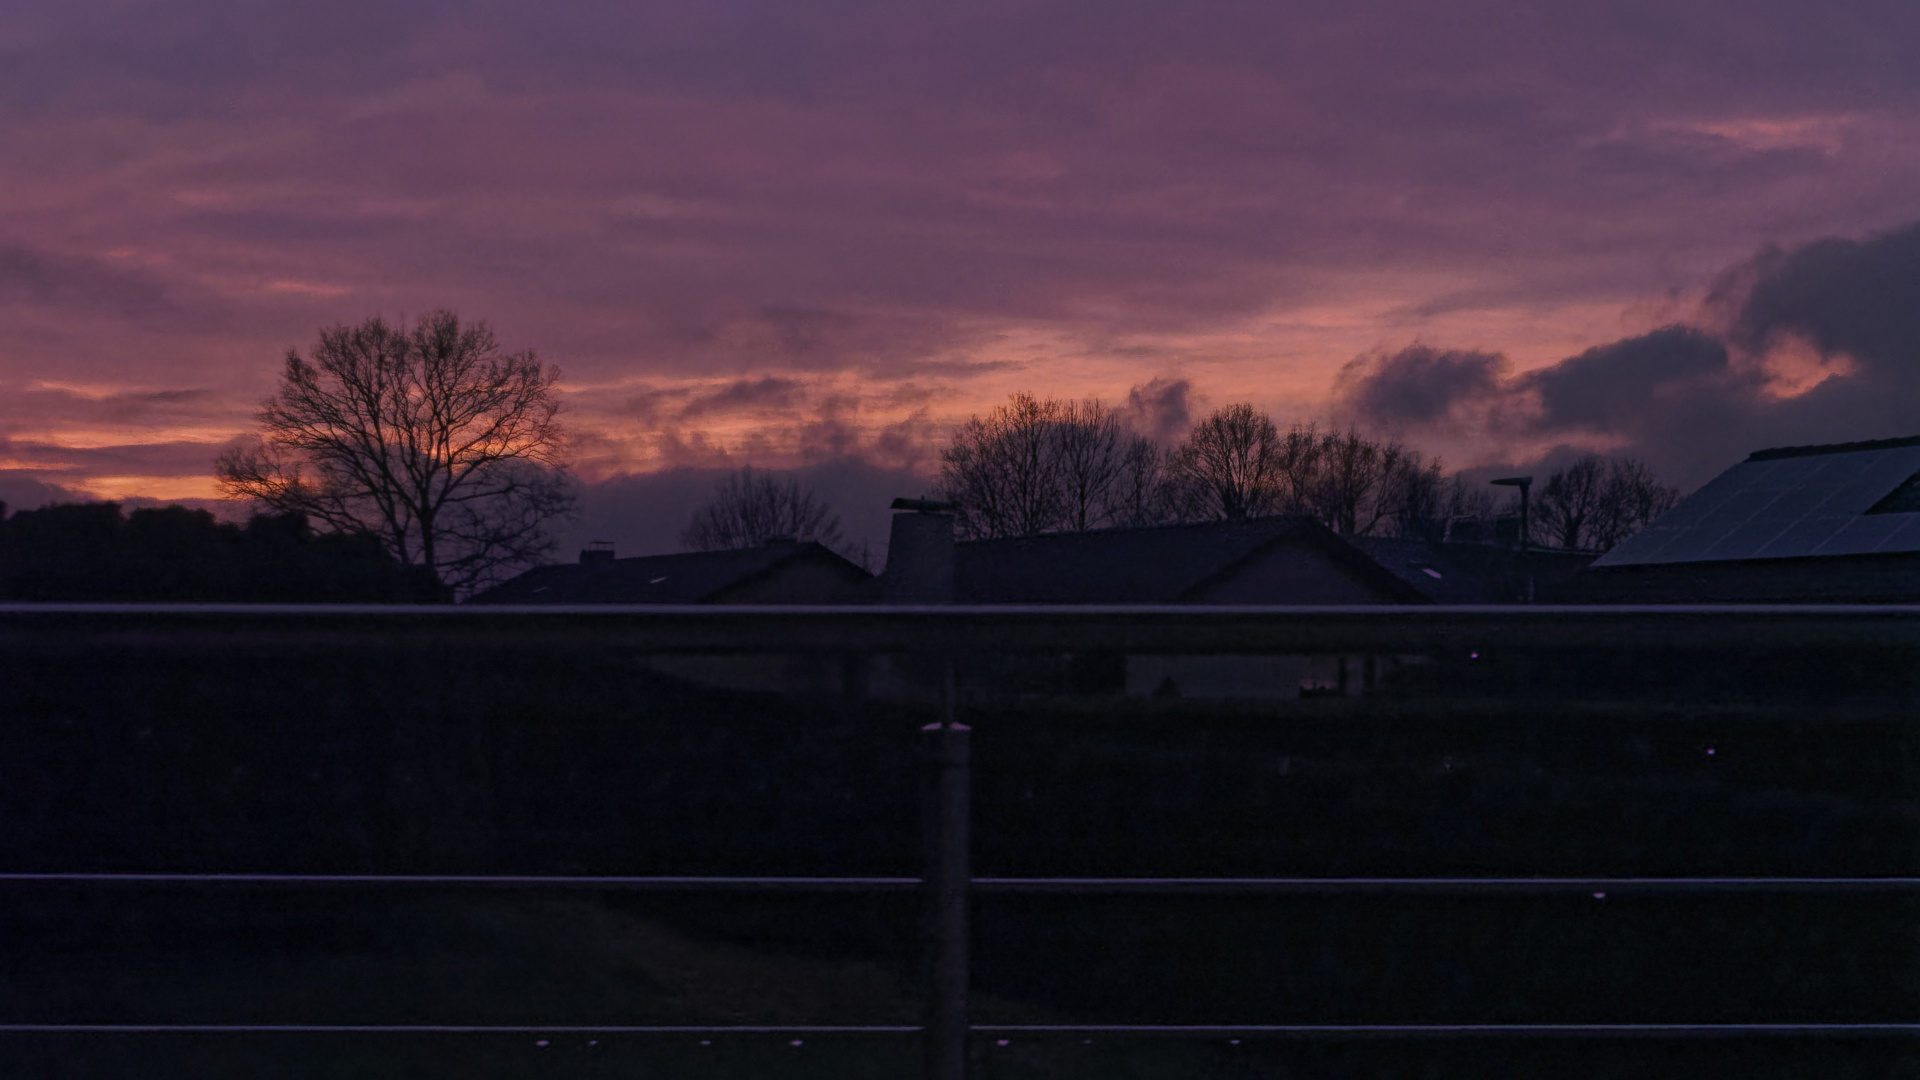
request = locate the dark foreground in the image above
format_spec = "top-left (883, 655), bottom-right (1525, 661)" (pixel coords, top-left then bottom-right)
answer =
top-left (0, 606), bottom-right (1916, 1077)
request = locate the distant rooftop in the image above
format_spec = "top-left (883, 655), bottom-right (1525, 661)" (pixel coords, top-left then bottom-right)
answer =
top-left (469, 541), bottom-right (868, 604)
top-left (1594, 435), bottom-right (1920, 568)
top-left (953, 516), bottom-right (1430, 604)
top-left (1746, 434), bottom-right (1920, 462)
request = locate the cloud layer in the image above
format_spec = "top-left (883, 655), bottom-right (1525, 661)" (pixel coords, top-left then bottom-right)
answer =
top-left (2, 0), bottom-right (1919, 508)
top-left (1337, 222), bottom-right (1920, 488)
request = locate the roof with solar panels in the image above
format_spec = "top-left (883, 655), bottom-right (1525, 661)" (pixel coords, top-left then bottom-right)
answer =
top-left (1559, 435), bottom-right (1920, 603)
top-left (1593, 435), bottom-right (1920, 568)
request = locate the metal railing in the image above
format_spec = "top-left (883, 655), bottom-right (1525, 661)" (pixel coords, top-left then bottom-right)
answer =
top-left (2, 604), bottom-right (1919, 1078)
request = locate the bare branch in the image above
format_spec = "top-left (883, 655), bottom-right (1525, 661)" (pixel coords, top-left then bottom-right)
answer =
top-left (681, 467), bottom-right (846, 552)
top-left (215, 310), bottom-right (576, 597)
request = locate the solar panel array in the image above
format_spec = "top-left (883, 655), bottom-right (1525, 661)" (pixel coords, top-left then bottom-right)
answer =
top-left (1594, 444), bottom-right (1920, 567)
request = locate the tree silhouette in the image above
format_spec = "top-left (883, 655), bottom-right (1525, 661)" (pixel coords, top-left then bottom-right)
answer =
top-left (1533, 454), bottom-right (1680, 551)
top-left (1167, 404), bottom-right (1285, 521)
top-left (0, 502), bottom-right (443, 601)
top-left (681, 467), bottom-right (846, 552)
top-left (936, 393), bottom-right (1165, 539)
top-left (216, 311), bottom-right (574, 596)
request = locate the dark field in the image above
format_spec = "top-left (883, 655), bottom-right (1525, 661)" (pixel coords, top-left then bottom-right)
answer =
top-left (1, 611), bottom-right (1917, 1077)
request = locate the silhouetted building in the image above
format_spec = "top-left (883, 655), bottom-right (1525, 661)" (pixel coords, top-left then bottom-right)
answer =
top-left (876, 505), bottom-right (1584, 606)
top-left (469, 540), bottom-right (872, 604)
top-left (1561, 435), bottom-right (1920, 603)
top-left (950, 516), bottom-right (1429, 605)
top-left (873, 508), bottom-right (1445, 699)
top-left (1347, 535), bottom-right (1596, 604)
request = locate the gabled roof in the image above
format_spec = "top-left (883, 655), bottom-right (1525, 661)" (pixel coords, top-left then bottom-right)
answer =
top-left (1554, 550), bottom-right (1920, 604)
top-left (1347, 535), bottom-right (1596, 604)
top-left (468, 541), bottom-right (867, 604)
top-left (953, 516), bottom-right (1430, 604)
top-left (1594, 435), bottom-right (1920, 567)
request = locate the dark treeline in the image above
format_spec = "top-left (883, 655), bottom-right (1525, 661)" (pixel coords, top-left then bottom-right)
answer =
top-left (0, 502), bottom-right (447, 602)
top-left (931, 392), bottom-right (1680, 552)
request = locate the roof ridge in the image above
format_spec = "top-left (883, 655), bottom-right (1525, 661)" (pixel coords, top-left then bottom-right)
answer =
top-left (1746, 434), bottom-right (1920, 462)
top-left (957, 514), bottom-right (1314, 547)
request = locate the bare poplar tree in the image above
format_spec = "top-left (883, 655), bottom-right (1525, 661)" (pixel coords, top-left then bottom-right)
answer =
top-left (681, 467), bottom-right (846, 552)
top-left (216, 311), bottom-right (573, 597)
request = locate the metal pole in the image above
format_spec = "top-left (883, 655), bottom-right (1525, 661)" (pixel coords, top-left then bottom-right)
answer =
top-left (923, 660), bottom-right (970, 1080)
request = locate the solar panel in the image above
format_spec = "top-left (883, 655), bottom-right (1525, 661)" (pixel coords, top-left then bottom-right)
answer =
top-left (1594, 443), bottom-right (1920, 567)
top-left (1881, 514), bottom-right (1920, 552)
top-left (1811, 513), bottom-right (1909, 557)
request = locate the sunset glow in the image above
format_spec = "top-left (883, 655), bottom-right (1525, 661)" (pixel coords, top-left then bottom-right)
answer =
top-left (3, 0), bottom-right (1918, 550)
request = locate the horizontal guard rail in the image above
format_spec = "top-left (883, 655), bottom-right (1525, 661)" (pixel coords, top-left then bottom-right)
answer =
top-left (1, 1023), bottom-right (1916, 1038)
top-left (6, 605), bottom-right (1918, 1074)
top-left (4, 874), bottom-right (1920, 894)
top-left (6, 603), bottom-right (1920, 654)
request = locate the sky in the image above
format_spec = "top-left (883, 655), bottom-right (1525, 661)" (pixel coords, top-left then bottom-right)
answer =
top-left (3, 0), bottom-right (1919, 554)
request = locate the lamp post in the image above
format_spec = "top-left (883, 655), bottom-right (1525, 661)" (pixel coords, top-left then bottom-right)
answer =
top-left (1490, 476), bottom-right (1533, 552)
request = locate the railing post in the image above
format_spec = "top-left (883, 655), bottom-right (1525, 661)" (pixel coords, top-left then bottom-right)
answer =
top-left (923, 659), bottom-right (970, 1080)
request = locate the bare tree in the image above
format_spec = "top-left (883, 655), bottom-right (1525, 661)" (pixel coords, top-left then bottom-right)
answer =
top-left (1533, 454), bottom-right (1681, 551)
top-left (1166, 412), bottom-right (1449, 536)
top-left (681, 466), bottom-right (846, 552)
top-left (1168, 403), bottom-right (1284, 520)
top-left (937, 393), bottom-right (1066, 540)
top-left (1431, 473), bottom-right (1498, 539)
top-left (1109, 436), bottom-right (1178, 528)
top-left (215, 311), bottom-right (574, 597)
top-left (1371, 451), bottom-right (1449, 539)
top-left (936, 393), bottom-right (1165, 539)
top-left (1534, 455), bottom-right (1608, 550)
top-left (1592, 457), bottom-right (1681, 551)
top-left (1270, 422), bottom-right (1326, 514)
top-left (1268, 425), bottom-right (1442, 537)
top-left (1303, 428), bottom-right (1391, 534)
top-left (1052, 399), bottom-right (1135, 532)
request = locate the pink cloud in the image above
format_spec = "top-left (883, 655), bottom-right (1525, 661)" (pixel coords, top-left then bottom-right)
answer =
top-left (1, 0), bottom-right (1918, 504)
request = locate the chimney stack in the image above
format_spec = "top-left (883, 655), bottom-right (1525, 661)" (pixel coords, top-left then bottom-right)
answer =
top-left (881, 498), bottom-right (957, 603)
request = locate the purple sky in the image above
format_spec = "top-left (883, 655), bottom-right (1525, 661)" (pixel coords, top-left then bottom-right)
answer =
top-left (4, 0), bottom-right (1919, 550)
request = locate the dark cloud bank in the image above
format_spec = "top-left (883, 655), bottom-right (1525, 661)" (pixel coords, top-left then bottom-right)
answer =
top-left (1338, 221), bottom-right (1920, 490)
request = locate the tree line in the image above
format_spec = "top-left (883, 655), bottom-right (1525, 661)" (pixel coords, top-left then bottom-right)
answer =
top-left (191, 312), bottom-right (1677, 600)
top-left (918, 392), bottom-right (1678, 551)
top-left (673, 393), bottom-right (1682, 555)
top-left (0, 502), bottom-right (444, 602)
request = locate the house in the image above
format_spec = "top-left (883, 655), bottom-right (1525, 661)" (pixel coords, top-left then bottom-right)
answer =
top-left (469, 539), bottom-right (875, 696)
top-left (881, 501), bottom-right (1593, 607)
top-left (876, 505), bottom-right (1429, 698)
top-left (1346, 535), bottom-right (1597, 604)
top-left (469, 539), bottom-right (872, 605)
top-left (1560, 435), bottom-right (1920, 603)
top-left (952, 515), bottom-right (1431, 606)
